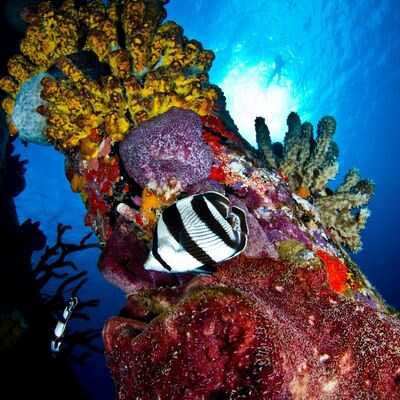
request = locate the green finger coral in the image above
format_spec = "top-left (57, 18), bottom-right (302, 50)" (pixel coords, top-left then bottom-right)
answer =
top-left (256, 113), bottom-right (374, 252)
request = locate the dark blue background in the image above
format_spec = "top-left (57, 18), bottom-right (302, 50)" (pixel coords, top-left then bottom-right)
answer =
top-left (6, 0), bottom-right (400, 398)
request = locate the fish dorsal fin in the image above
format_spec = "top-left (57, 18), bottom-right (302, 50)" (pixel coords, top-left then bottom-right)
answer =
top-left (202, 191), bottom-right (230, 218)
top-left (190, 195), bottom-right (239, 249)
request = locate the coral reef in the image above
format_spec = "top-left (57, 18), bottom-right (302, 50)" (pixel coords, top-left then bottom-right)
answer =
top-left (66, 142), bottom-right (122, 241)
top-left (0, 220), bottom-right (101, 398)
top-left (0, 0), bottom-right (217, 154)
top-left (0, 219), bottom-right (102, 363)
top-left (104, 255), bottom-right (400, 399)
top-left (255, 113), bottom-right (374, 252)
top-left (0, 1), bottom-right (395, 399)
top-left (101, 104), bottom-right (388, 398)
top-left (256, 113), bottom-right (338, 193)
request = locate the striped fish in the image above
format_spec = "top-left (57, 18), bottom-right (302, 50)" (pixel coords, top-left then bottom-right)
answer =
top-left (50, 296), bottom-right (79, 353)
top-left (144, 191), bottom-right (248, 274)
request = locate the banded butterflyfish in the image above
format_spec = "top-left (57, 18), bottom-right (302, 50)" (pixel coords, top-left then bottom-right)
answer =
top-left (50, 296), bottom-right (79, 353)
top-left (144, 191), bottom-right (248, 274)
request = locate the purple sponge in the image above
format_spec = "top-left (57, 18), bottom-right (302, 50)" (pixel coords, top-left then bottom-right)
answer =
top-left (119, 108), bottom-right (213, 189)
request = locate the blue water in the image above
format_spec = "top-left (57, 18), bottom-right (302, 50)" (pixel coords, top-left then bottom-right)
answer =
top-left (13, 0), bottom-right (400, 398)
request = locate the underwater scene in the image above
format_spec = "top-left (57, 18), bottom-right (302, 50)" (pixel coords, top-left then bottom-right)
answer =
top-left (0, 0), bottom-right (399, 399)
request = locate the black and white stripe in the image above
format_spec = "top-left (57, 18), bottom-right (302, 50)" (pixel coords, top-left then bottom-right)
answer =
top-left (162, 200), bottom-right (215, 266)
top-left (51, 296), bottom-right (78, 353)
top-left (144, 191), bottom-right (248, 273)
top-left (203, 191), bottom-right (230, 218)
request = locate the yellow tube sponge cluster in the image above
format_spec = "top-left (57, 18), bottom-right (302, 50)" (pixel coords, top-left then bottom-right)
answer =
top-left (0, 0), bottom-right (80, 136)
top-left (0, 0), bottom-right (217, 156)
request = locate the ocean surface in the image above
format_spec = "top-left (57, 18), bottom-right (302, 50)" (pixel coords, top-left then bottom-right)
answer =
top-left (6, 0), bottom-right (400, 398)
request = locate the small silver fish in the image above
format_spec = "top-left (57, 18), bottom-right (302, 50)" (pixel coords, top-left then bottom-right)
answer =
top-left (51, 296), bottom-right (79, 353)
top-left (144, 191), bottom-right (248, 274)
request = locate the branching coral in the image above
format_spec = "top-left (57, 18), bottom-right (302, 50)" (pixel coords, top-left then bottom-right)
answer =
top-left (0, 218), bottom-right (101, 356)
top-left (15, 222), bottom-right (101, 361)
top-left (256, 112), bottom-right (339, 194)
top-left (315, 168), bottom-right (374, 252)
top-left (1, 217), bottom-right (102, 397)
top-left (255, 113), bottom-right (374, 252)
top-left (0, 0), bottom-right (217, 156)
top-left (1, 134), bottom-right (101, 378)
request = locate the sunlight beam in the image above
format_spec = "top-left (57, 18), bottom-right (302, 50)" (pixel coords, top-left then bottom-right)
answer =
top-left (220, 62), bottom-right (300, 146)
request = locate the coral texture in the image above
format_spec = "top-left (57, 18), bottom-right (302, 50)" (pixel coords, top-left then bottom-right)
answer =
top-left (119, 108), bottom-right (213, 189)
top-left (0, 0), bottom-right (217, 154)
top-left (104, 255), bottom-right (400, 400)
top-left (314, 168), bottom-right (374, 252)
top-left (98, 220), bottom-right (190, 294)
top-left (255, 113), bottom-right (374, 252)
top-left (0, 137), bottom-right (102, 397)
top-left (101, 108), bottom-right (389, 398)
top-left (256, 113), bottom-right (338, 193)
top-left (11, 73), bottom-right (50, 145)
top-left (0, 1), bottom-right (396, 400)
